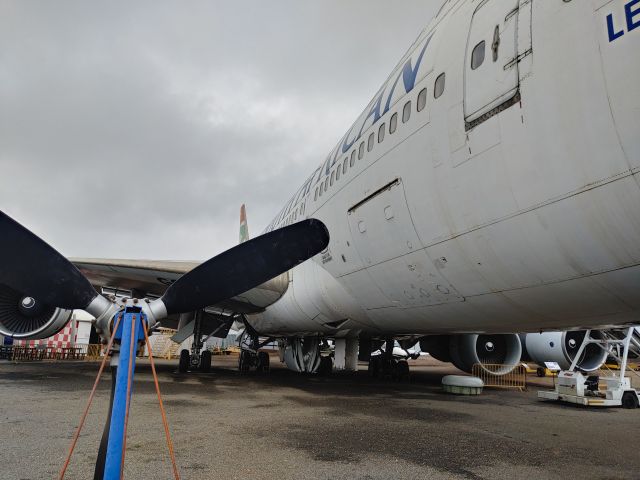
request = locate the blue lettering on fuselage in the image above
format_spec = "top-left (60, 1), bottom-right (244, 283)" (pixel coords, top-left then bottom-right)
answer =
top-left (607, 0), bottom-right (640, 42)
top-left (268, 32), bottom-right (435, 230)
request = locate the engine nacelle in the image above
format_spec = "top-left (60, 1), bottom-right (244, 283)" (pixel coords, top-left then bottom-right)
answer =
top-left (421, 334), bottom-right (522, 375)
top-left (0, 283), bottom-right (72, 340)
top-left (281, 336), bottom-right (321, 373)
top-left (522, 331), bottom-right (607, 371)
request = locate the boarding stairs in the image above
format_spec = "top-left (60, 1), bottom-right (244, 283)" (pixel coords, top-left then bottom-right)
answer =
top-left (538, 325), bottom-right (640, 408)
top-left (598, 326), bottom-right (640, 363)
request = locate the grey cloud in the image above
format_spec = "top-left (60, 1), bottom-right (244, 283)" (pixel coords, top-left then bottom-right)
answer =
top-left (1, 1), bottom-right (439, 260)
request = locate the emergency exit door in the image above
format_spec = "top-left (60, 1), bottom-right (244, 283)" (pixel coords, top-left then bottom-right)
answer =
top-left (464, 0), bottom-right (520, 127)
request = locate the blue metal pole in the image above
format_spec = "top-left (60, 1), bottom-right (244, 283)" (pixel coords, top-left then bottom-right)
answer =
top-left (103, 310), bottom-right (141, 480)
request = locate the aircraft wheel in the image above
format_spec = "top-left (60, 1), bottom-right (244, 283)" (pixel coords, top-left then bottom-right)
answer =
top-left (622, 391), bottom-right (639, 409)
top-left (536, 367), bottom-right (546, 377)
top-left (394, 360), bottom-right (410, 381)
top-left (368, 357), bottom-right (381, 378)
top-left (318, 355), bottom-right (333, 375)
top-left (239, 350), bottom-right (251, 374)
top-left (257, 351), bottom-right (270, 373)
top-left (200, 350), bottom-right (212, 373)
top-left (178, 349), bottom-right (189, 373)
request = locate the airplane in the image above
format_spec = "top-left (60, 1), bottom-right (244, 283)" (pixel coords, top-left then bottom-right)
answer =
top-left (0, 0), bottom-right (639, 381)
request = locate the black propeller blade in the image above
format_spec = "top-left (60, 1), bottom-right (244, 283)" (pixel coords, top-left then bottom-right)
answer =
top-left (158, 219), bottom-right (329, 315)
top-left (0, 211), bottom-right (98, 310)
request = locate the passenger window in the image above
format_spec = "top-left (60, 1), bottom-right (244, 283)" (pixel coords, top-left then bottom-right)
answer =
top-left (389, 112), bottom-right (398, 133)
top-left (402, 101), bottom-right (411, 123)
top-left (417, 88), bottom-right (427, 112)
top-left (471, 40), bottom-right (485, 70)
top-left (336, 165), bottom-right (340, 181)
top-left (434, 72), bottom-right (445, 99)
top-left (378, 123), bottom-right (385, 143)
top-left (367, 132), bottom-right (374, 152)
top-left (350, 150), bottom-right (356, 166)
top-left (343, 157), bottom-right (348, 174)
top-left (314, 187), bottom-right (318, 201)
top-left (330, 170), bottom-right (335, 186)
top-left (358, 141), bottom-right (365, 160)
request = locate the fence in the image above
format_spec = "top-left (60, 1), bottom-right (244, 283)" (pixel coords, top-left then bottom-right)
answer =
top-left (3, 344), bottom-right (90, 361)
top-left (471, 363), bottom-right (526, 391)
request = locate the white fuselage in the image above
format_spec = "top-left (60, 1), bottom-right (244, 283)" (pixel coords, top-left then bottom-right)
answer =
top-left (249, 0), bottom-right (640, 337)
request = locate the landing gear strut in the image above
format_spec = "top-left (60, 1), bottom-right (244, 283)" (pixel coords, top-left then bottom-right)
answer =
top-left (178, 310), bottom-right (212, 373)
top-left (367, 339), bottom-right (410, 381)
top-left (238, 331), bottom-right (272, 374)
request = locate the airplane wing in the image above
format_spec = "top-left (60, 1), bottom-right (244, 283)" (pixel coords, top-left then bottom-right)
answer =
top-left (71, 257), bottom-right (289, 317)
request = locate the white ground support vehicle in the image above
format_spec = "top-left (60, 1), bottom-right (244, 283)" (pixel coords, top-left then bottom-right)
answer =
top-left (538, 327), bottom-right (640, 409)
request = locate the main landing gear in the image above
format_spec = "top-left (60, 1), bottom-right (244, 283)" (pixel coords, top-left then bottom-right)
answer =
top-left (238, 332), bottom-right (272, 374)
top-left (367, 339), bottom-right (410, 381)
top-left (178, 310), bottom-right (212, 373)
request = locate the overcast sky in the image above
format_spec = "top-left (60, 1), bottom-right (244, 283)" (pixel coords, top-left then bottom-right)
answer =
top-left (1, 1), bottom-right (439, 261)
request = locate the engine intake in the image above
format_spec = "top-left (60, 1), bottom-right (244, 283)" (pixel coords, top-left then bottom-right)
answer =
top-left (0, 283), bottom-right (72, 340)
top-left (421, 333), bottom-right (522, 375)
top-left (522, 331), bottom-right (607, 371)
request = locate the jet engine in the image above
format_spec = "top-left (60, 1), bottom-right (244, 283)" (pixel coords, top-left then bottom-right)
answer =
top-left (521, 331), bottom-right (607, 371)
top-left (0, 283), bottom-right (72, 340)
top-left (420, 333), bottom-right (522, 375)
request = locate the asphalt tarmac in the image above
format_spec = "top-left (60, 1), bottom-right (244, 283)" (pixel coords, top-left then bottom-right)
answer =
top-left (1, 355), bottom-right (639, 480)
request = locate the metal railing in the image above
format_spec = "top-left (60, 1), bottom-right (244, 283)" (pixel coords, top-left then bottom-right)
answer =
top-left (471, 363), bottom-right (526, 391)
top-left (7, 344), bottom-right (90, 361)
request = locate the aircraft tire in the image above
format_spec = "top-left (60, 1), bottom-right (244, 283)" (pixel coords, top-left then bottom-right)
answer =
top-left (622, 391), bottom-right (639, 409)
top-left (394, 360), bottom-right (410, 381)
top-left (239, 350), bottom-right (250, 374)
top-left (257, 351), bottom-right (270, 373)
top-left (178, 349), bottom-right (189, 373)
top-left (368, 357), bottom-right (381, 378)
top-left (318, 355), bottom-right (333, 375)
top-left (200, 350), bottom-right (212, 373)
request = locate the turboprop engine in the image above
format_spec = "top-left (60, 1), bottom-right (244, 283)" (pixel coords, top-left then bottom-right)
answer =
top-left (420, 333), bottom-right (522, 375)
top-left (521, 331), bottom-right (608, 371)
top-left (0, 283), bottom-right (72, 340)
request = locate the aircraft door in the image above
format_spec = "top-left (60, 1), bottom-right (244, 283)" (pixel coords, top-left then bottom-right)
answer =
top-left (464, 0), bottom-right (520, 129)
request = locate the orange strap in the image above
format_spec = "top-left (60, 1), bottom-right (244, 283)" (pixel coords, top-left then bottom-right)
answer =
top-left (142, 322), bottom-right (181, 479)
top-left (58, 313), bottom-right (123, 480)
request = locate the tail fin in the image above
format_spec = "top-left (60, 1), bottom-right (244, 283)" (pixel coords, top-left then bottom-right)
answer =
top-left (239, 204), bottom-right (250, 243)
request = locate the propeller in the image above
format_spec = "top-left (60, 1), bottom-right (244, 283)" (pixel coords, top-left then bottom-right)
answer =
top-left (0, 211), bottom-right (99, 310)
top-left (155, 219), bottom-right (329, 315)
top-left (0, 210), bottom-right (329, 323)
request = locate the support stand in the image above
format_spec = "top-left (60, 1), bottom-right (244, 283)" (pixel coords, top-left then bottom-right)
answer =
top-left (103, 307), bottom-right (145, 479)
top-left (58, 305), bottom-right (180, 480)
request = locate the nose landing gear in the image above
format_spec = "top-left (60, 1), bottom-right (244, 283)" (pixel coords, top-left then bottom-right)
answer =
top-left (177, 310), bottom-right (212, 373)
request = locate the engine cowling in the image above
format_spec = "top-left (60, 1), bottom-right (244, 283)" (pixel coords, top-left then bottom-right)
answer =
top-left (420, 333), bottom-right (522, 375)
top-left (0, 283), bottom-right (72, 340)
top-left (522, 331), bottom-right (607, 371)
